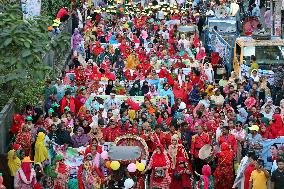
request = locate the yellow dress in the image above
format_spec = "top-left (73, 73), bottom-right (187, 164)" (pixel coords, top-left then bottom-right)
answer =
top-left (34, 132), bottom-right (48, 163)
top-left (126, 54), bottom-right (139, 69)
top-left (7, 150), bottom-right (21, 176)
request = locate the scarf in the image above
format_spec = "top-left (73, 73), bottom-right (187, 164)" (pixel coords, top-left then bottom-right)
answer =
top-left (151, 144), bottom-right (167, 168)
top-left (19, 162), bottom-right (34, 184)
top-left (11, 114), bottom-right (24, 134)
top-left (201, 165), bottom-right (211, 189)
top-left (7, 150), bottom-right (21, 176)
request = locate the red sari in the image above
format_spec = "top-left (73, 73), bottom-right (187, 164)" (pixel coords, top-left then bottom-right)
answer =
top-left (15, 129), bottom-right (32, 156)
top-left (213, 142), bottom-right (234, 189)
top-left (147, 144), bottom-right (171, 189)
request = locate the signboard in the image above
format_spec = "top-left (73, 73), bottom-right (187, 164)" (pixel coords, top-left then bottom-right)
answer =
top-left (21, 0), bottom-right (41, 20)
top-left (96, 95), bottom-right (168, 104)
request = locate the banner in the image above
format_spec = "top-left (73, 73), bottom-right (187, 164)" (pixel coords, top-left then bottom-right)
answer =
top-left (96, 95), bottom-right (168, 104)
top-left (261, 137), bottom-right (284, 170)
top-left (21, 0), bottom-right (41, 20)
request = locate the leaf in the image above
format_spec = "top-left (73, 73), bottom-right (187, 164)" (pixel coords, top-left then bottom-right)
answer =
top-left (21, 49), bottom-right (32, 57)
top-left (4, 38), bottom-right (12, 46)
top-left (24, 41), bottom-right (30, 48)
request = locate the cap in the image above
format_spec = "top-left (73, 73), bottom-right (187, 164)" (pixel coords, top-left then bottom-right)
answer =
top-left (51, 102), bottom-right (60, 108)
top-left (25, 116), bottom-right (33, 121)
top-left (52, 23), bottom-right (60, 27)
top-left (80, 86), bottom-right (86, 91)
top-left (64, 106), bottom-right (70, 111)
top-left (48, 108), bottom-right (54, 113)
top-left (248, 125), bottom-right (259, 132)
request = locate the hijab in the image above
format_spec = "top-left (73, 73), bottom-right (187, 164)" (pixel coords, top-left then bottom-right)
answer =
top-left (11, 114), bottom-right (24, 134)
top-left (201, 165), bottom-right (211, 189)
top-left (151, 144), bottom-right (167, 168)
top-left (7, 150), bottom-right (21, 176)
top-left (34, 132), bottom-right (48, 163)
top-left (237, 108), bottom-right (248, 124)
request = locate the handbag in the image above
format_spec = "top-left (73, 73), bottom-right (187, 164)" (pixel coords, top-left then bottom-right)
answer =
top-left (154, 169), bottom-right (165, 178)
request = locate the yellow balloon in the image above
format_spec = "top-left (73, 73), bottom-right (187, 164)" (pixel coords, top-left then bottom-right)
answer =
top-left (137, 163), bottom-right (145, 172)
top-left (110, 161), bottom-right (120, 170)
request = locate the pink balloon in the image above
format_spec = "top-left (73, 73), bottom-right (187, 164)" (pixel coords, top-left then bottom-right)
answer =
top-left (127, 163), bottom-right (137, 173)
top-left (101, 151), bottom-right (108, 160)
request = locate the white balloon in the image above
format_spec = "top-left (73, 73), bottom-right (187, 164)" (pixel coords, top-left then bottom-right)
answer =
top-left (124, 178), bottom-right (134, 189)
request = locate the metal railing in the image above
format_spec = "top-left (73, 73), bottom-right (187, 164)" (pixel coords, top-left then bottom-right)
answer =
top-left (0, 99), bottom-right (15, 154)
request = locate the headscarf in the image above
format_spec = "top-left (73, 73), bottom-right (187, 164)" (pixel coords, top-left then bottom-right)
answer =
top-left (201, 165), bottom-right (211, 189)
top-left (270, 114), bottom-right (284, 138)
top-left (237, 108), bottom-right (248, 124)
top-left (7, 149), bottom-right (21, 176)
top-left (11, 114), bottom-right (24, 134)
top-left (34, 132), bottom-right (48, 163)
top-left (109, 35), bottom-right (118, 45)
top-left (189, 84), bottom-right (201, 103)
top-left (151, 144), bottom-right (167, 168)
top-left (21, 162), bottom-right (32, 182)
top-left (71, 28), bottom-right (83, 50)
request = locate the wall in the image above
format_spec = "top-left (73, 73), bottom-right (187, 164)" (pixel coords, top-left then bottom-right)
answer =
top-left (0, 99), bottom-right (15, 154)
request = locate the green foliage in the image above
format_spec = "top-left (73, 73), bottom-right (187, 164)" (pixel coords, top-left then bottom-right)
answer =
top-left (41, 0), bottom-right (81, 19)
top-left (13, 80), bottom-right (46, 110)
top-left (0, 4), bottom-right (70, 109)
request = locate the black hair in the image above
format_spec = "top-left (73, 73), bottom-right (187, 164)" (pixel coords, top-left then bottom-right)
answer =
top-left (52, 112), bottom-right (58, 118)
top-left (271, 144), bottom-right (278, 149)
top-left (276, 158), bottom-right (284, 164)
top-left (247, 151), bottom-right (258, 160)
top-left (222, 126), bottom-right (230, 131)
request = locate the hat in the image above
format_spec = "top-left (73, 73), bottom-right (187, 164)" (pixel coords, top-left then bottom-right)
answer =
top-left (53, 18), bottom-right (61, 24)
top-left (51, 102), bottom-right (60, 108)
top-left (87, 16), bottom-right (91, 19)
top-left (22, 156), bottom-right (34, 163)
top-left (25, 116), bottom-right (33, 121)
top-left (99, 104), bottom-right (104, 109)
top-left (64, 106), bottom-right (70, 111)
top-left (52, 23), bottom-right (60, 27)
top-left (48, 108), bottom-right (54, 113)
top-left (80, 86), bottom-right (86, 91)
top-left (248, 125), bottom-right (259, 132)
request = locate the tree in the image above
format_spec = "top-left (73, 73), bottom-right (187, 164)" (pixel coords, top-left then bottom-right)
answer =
top-left (0, 4), bottom-right (70, 109)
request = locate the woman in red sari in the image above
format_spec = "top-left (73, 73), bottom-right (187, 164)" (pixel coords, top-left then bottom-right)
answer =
top-left (10, 114), bottom-right (24, 135)
top-left (213, 142), bottom-right (234, 189)
top-left (15, 124), bottom-right (32, 156)
top-left (157, 111), bottom-right (172, 126)
top-left (144, 144), bottom-right (171, 189)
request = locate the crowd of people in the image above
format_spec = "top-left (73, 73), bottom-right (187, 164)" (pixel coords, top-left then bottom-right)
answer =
top-left (5, 0), bottom-right (284, 189)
